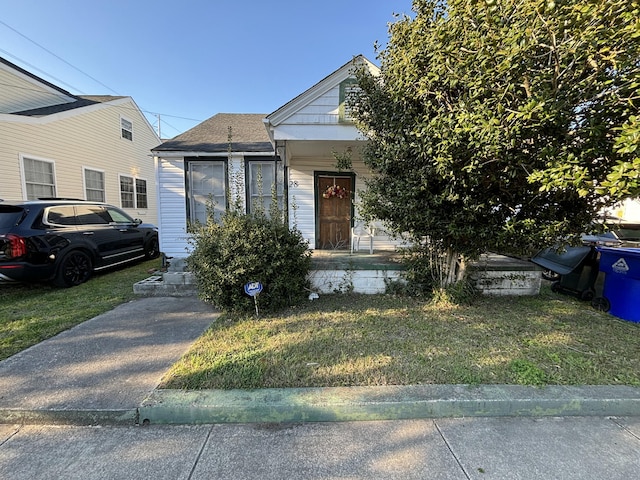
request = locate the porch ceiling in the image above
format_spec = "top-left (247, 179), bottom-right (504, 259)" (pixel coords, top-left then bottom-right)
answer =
top-left (284, 140), bottom-right (364, 159)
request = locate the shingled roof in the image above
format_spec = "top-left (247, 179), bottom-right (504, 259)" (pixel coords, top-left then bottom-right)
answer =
top-left (153, 113), bottom-right (273, 153)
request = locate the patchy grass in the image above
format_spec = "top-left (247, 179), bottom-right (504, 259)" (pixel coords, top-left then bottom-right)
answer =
top-left (161, 286), bottom-right (640, 389)
top-left (0, 259), bottom-right (160, 360)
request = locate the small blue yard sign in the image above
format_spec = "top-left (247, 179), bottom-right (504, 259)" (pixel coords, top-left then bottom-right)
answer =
top-left (244, 281), bottom-right (263, 297)
top-left (244, 281), bottom-right (263, 317)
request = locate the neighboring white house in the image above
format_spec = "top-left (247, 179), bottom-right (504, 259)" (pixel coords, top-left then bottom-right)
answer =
top-left (153, 56), bottom-right (403, 259)
top-left (0, 56), bottom-right (160, 224)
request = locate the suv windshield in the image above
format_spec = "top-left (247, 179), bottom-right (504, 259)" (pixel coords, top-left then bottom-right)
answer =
top-left (0, 205), bottom-right (26, 230)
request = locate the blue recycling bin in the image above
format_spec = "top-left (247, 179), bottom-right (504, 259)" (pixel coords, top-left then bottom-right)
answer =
top-left (597, 247), bottom-right (640, 323)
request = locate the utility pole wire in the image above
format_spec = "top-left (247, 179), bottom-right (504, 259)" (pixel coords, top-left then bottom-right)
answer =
top-left (0, 19), bottom-right (120, 95)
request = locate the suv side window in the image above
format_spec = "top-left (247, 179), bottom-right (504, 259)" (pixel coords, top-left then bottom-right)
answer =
top-left (75, 205), bottom-right (110, 225)
top-left (106, 207), bottom-right (135, 224)
top-left (46, 206), bottom-right (77, 226)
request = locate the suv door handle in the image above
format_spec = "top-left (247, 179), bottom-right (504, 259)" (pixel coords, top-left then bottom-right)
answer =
top-left (83, 231), bottom-right (94, 236)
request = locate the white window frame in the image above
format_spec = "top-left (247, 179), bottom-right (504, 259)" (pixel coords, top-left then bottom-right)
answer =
top-left (82, 167), bottom-right (106, 202)
top-left (339, 78), bottom-right (360, 123)
top-left (119, 174), bottom-right (148, 209)
top-left (185, 159), bottom-right (227, 223)
top-left (246, 159), bottom-right (284, 216)
top-left (121, 116), bottom-right (133, 141)
top-left (20, 154), bottom-right (57, 200)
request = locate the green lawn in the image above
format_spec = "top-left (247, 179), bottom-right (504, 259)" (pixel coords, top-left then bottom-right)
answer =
top-left (0, 259), bottom-right (160, 360)
top-left (160, 286), bottom-right (640, 389)
top-left (3, 265), bottom-right (639, 389)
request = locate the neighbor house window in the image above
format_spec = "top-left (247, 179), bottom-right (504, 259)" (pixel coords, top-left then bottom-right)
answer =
top-left (135, 179), bottom-right (148, 208)
top-left (246, 158), bottom-right (284, 216)
top-left (22, 156), bottom-right (56, 200)
top-left (186, 159), bottom-right (226, 223)
top-left (119, 175), bottom-right (147, 209)
top-left (121, 117), bottom-right (133, 141)
top-left (83, 167), bottom-right (105, 202)
top-left (339, 78), bottom-right (359, 123)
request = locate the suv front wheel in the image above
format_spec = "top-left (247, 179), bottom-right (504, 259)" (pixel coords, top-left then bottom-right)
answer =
top-left (54, 250), bottom-right (93, 287)
top-left (144, 237), bottom-right (160, 259)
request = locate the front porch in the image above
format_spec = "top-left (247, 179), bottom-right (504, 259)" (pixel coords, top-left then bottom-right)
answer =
top-left (308, 250), bottom-right (542, 295)
top-left (133, 250), bottom-right (541, 297)
top-left (309, 250), bottom-right (405, 294)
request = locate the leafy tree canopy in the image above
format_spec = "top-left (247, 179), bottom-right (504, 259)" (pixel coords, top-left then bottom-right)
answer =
top-left (353, 0), bottom-right (640, 259)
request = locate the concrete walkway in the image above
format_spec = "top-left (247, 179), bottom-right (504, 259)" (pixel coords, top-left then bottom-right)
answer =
top-left (0, 297), bottom-right (217, 425)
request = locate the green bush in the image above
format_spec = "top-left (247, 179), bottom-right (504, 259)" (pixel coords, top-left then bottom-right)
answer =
top-left (187, 209), bottom-right (312, 314)
top-left (389, 244), bottom-right (478, 304)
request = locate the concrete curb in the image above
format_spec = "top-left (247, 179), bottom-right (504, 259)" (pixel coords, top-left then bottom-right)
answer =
top-left (2, 385), bottom-right (638, 426)
top-left (0, 408), bottom-right (138, 426)
top-left (138, 384), bottom-right (640, 425)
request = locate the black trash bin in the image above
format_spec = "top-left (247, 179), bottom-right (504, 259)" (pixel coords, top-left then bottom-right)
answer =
top-left (531, 245), bottom-right (603, 300)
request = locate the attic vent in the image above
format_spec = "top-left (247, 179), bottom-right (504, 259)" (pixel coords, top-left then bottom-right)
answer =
top-left (339, 78), bottom-right (360, 123)
top-left (121, 117), bottom-right (133, 141)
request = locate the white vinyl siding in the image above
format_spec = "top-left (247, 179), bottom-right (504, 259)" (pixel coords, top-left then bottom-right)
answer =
top-left (22, 156), bottom-right (56, 200)
top-left (83, 167), bottom-right (105, 202)
top-left (156, 157), bottom-right (189, 258)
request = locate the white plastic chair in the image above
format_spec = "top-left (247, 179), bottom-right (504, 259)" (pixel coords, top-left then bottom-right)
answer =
top-left (351, 222), bottom-right (374, 254)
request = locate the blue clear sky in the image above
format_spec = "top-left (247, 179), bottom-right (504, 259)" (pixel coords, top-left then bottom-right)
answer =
top-left (0, 1), bottom-right (413, 138)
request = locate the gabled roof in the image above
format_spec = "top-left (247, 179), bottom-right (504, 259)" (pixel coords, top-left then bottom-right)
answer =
top-left (12, 95), bottom-right (126, 116)
top-left (266, 55), bottom-right (379, 127)
top-left (0, 55), bottom-right (75, 100)
top-left (153, 113), bottom-right (273, 153)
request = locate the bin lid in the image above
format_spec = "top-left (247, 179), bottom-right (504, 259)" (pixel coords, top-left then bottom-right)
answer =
top-left (531, 245), bottom-right (593, 275)
top-left (596, 246), bottom-right (640, 258)
top-left (597, 247), bottom-right (640, 279)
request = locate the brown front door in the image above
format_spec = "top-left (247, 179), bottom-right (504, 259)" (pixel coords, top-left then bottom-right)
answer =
top-left (317, 174), bottom-right (352, 249)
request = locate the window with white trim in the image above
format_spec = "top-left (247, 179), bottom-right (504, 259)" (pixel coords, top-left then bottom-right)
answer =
top-left (119, 175), bottom-right (147, 209)
top-left (339, 78), bottom-right (360, 123)
top-left (135, 179), bottom-right (148, 208)
top-left (186, 160), bottom-right (226, 223)
top-left (246, 159), bottom-right (284, 217)
top-left (121, 117), bottom-right (133, 141)
top-left (83, 168), bottom-right (105, 202)
top-left (22, 156), bottom-right (56, 200)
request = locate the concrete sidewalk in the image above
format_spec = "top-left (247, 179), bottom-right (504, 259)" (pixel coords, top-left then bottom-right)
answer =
top-left (2, 417), bottom-right (640, 479)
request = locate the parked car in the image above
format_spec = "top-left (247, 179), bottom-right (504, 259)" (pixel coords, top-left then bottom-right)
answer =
top-left (0, 199), bottom-right (159, 287)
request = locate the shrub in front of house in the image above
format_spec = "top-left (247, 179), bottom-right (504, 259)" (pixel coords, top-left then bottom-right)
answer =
top-left (187, 209), bottom-right (312, 314)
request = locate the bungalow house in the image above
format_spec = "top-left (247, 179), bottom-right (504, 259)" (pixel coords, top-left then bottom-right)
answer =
top-left (152, 55), bottom-right (404, 260)
top-left (146, 55), bottom-right (547, 295)
top-left (0, 56), bottom-right (160, 224)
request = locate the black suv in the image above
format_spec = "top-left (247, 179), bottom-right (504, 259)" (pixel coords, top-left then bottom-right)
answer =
top-left (0, 199), bottom-right (159, 287)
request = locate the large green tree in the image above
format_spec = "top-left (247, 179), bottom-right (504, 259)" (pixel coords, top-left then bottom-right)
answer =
top-left (353, 0), bottom-right (640, 283)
